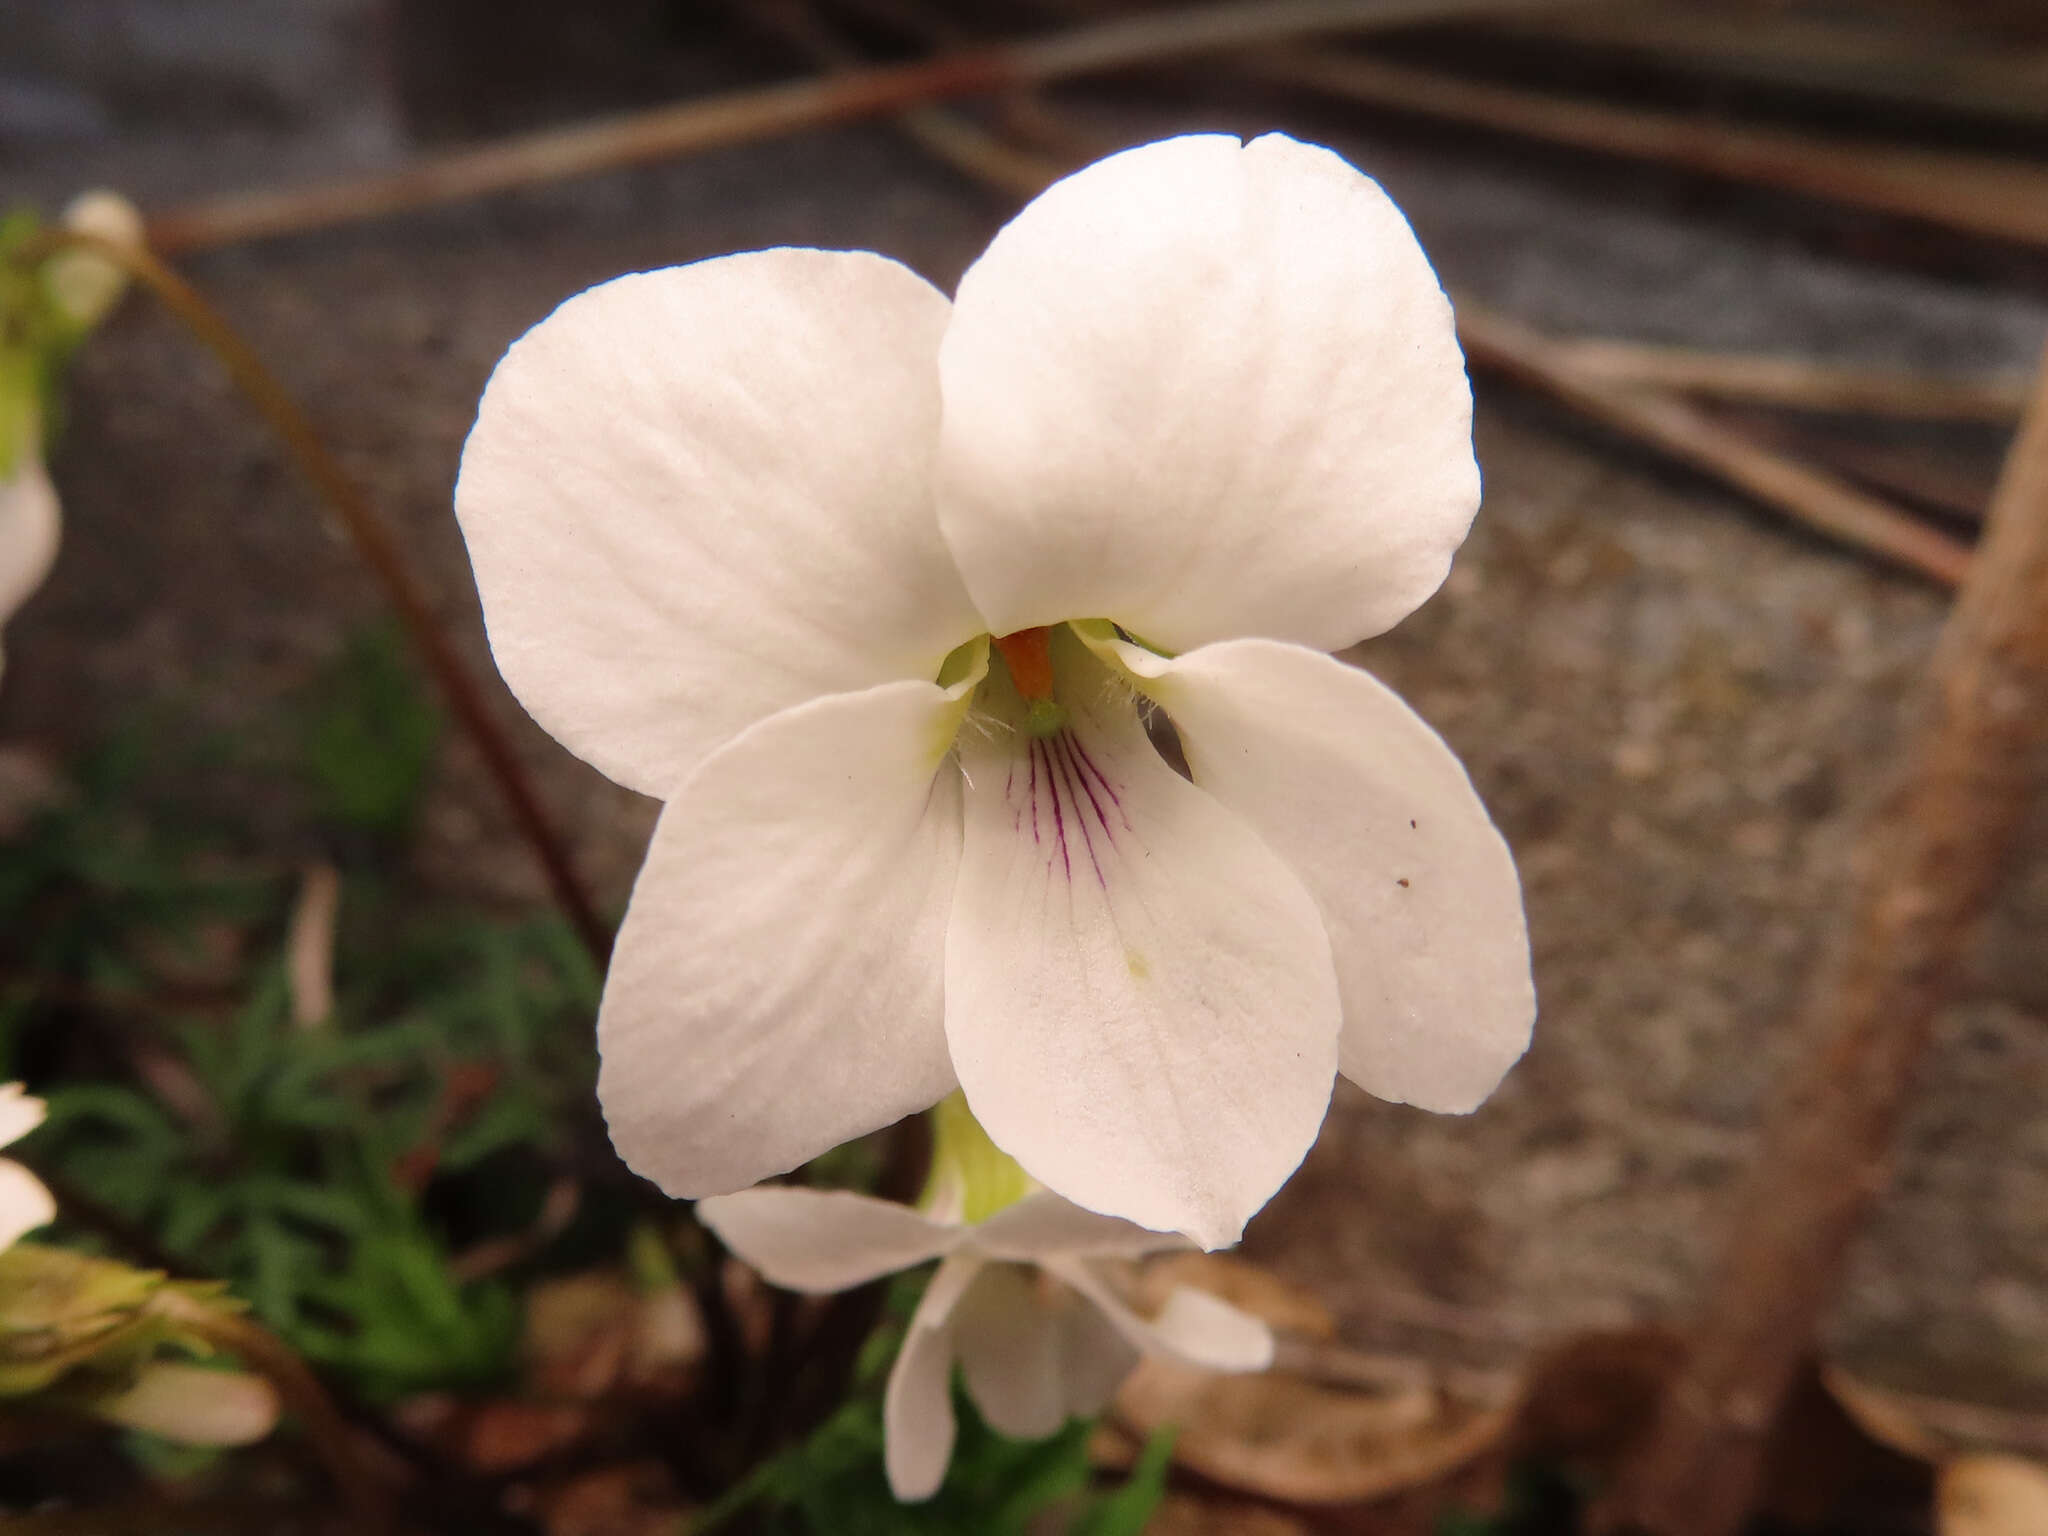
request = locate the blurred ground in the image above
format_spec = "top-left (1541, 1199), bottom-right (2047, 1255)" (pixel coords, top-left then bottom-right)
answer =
top-left (4, 0), bottom-right (2046, 1416)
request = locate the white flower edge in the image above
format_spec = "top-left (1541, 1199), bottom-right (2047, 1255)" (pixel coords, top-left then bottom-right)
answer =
top-left (0, 438), bottom-right (61, 688)
top-left (700, 1185), bottom-right (1272, 1501)
top-left (0, 1083), bottom-right (56, 1249)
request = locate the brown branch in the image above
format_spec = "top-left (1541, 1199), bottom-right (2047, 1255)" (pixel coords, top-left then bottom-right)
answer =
top-left (21, 231), bottom-right (612, 964)
top-left (1550, 339), bottom-right (2032, 425)
top-left (1593, 346), bottom-right (2048, 1535)
top-left (1255, 47), bottom-right (2048, 250)
top-left (143, 0), bottom-right (1581, 253)
top-left (1453, 302), bottom-right (1974, 588)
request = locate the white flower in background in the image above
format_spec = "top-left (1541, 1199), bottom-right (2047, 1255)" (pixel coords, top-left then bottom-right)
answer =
top-left (0, 429), bottom-right (60, 688)
top-left (0, 1084), bottom-right (56, 1249)
top-left (701, 1147), bottom-right (1271, 1502)
top-left (43, 191), bottom-right (145, 334)
top-left (456, 133), bottom-right (1534, 1249)
top-left (0, 189), bottom-right (141, 686)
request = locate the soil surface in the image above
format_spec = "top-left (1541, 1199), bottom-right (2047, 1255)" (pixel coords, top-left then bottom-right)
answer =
top-left (6, 0), bottom-right (2047, 1414)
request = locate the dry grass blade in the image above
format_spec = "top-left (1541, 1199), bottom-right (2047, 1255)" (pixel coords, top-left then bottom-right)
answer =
top-left (1257, 48), bottom-right (2048, 250)
top-left (1454, 302), bottom-right (1974, 587)
top-left (146, 0), bottom-right (1592, 252)
top-left (1552, 340), bottom-right (2032, 424)
top-left (1483, 7), bottom-right (2048, 128)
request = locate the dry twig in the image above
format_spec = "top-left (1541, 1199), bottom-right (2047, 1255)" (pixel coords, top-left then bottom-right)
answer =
top-left (1454, 303), bottom-right (1975, 587)
top-left (144, 0), bottom-right (1579, 253)
top-left (1594, 346), bottom-right (2048, 1535)
top-left (1549, 340), bottom-right (2031, 424)
top-left (18, 232), bottom-right (613, 963)
top-left (1256, 48), bottom-right (2048, 250)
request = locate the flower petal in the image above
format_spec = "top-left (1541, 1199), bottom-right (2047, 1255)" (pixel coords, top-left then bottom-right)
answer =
top-left (0, 1159), bottom-right (55, 1249)
top-left (937, 133), bottom-right (1477, 654)
top-left (697, 1188), bottom-right (959, 1294)
top-left (598, 664), bottom-right (982, 1198)
top-left (93, 1365), bottom-right (279, 1446)
top-left (952, 1262), bottom-right (1138, 1439)
top-left (456, 249), bottom-right (985, 797)
top-left (885, 1251), bottom-right (982, 1501)
top-left (1095, 633), bottom-right (1534, 1113)
top-left (0, 1083), bottom-right (45, 1150)
top-left (0, 449), bottom-right (61, 669)
top-left (945, 632), bottom-right (1340, 1249)
top-left (1047, 1257), bottom-right (1274, 1374)
top-left (973, 1192), bottom-right (1189, 1263)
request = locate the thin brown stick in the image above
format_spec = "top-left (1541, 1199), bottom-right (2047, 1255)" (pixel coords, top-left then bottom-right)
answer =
top-left (1481, 7), bottom-right (2048, 129)
top-left (22, 232), bottom-right (611, 961)
top-left (144, 0), bottom-right (1581, 253)
top-left (742, 0), bottom-right (1067, 199)
top-left (1453, 302), bottom-right (1974, 587)
top-left (1256, 47), bottom-right (2048, 250)
top-left (1593, 346), bottom-right (2048, 1536)
top-left (1551, 339), bottom-right (2032, 424)
top-left (151, 1289), bottom-right (398, 1530)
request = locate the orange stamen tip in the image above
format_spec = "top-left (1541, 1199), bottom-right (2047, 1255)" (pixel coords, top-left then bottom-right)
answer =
top-left (993, 626), bottom-right (1056, 701)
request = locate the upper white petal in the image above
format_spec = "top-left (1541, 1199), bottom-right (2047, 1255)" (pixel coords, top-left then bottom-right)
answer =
top-left (456, 249), bottom-right (984, 798)
top-left (944, 631), bottom-right (1340, 1249)
top-left (884, 1251), bottom-right (982, 1501)
top-left (597, 668), bottom-right (979, 1198)
top-left (972, 1191), bottom-right (1190, 1263)
top-left (1045, 1256), bottom-right (1274, 1374)
top-left (0, 1160), bottom-right (55, 1249)
top-left (696, 1187), bottom-right (959, 1293)
top-left (1096, 634), bottom-right (1534, 1112)
top-left (937, 133), bottom-right (1477, 654)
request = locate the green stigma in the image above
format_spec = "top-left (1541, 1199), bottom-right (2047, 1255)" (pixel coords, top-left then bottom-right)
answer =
top-left (1023, 696), bottom-right (1068, 738)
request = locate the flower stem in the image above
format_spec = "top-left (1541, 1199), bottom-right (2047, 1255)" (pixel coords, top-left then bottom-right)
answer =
top-left (15, 230), bottom-right (613, 965)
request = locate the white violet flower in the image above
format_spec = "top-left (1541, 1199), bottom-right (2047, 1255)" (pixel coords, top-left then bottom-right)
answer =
top-left (0, 1083), bottom-right (56, 1249)
top-left (456, 133), bottom-right (1534, 1248)
top-left (701, 1099), bottom-right (1271, 1501)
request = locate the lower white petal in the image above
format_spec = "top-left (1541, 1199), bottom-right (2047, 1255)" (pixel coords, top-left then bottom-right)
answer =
top-left (696, 1188), bottom-right (958, 1294)
top-left (1047, 1257), bottom-right (1273, 1375)
top-left (93, 1365), bottom-right (279, 1446)
top-left (0, 1159), bottom-right (55, 1249)
top-left (952, 1262), bottom-right (1138, 1439)
top-left (598, 671), bottom-right (978, 1199)
top-left (973, 1192), bottom-right (1190, 1264)
top-left (1096, 634), bottom-right (1534, 1113)
top-left (945, 632), bottom-right (1340, 1250)
top-left (885, 1251), bottom-right (982, 1501)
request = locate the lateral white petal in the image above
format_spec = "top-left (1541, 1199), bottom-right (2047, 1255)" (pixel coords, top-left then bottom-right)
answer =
top-left (1098, 634), bottom-right (1534, 1113)
top-left (1047, 1258), bottom-right (1274, 1374)
top-left (598, 668), bottom-right (980, 1199)
top-left (0, 1160), bottom-right (54, 1249)
top-left (945, 633), bottom-right (1340, 1250)
top-left (938, 133), bottom-right (1477, 654)
top-left (885, 1251), bottom-right (982, 1501)
top-left (697, 1188), bottom-right (959, 1294)
top-left (456, 250), bottom-right (984, 797)
top-left (973, 1192), bottom-right (1190, 1263)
